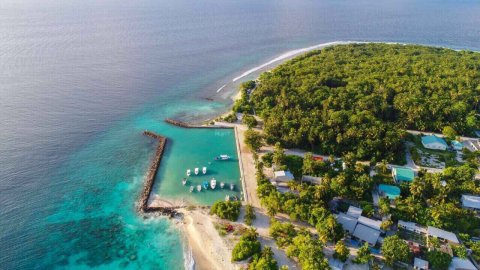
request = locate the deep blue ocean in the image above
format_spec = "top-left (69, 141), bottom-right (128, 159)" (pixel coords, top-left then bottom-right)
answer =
top-left (1, 0), bottom-right (479, 269)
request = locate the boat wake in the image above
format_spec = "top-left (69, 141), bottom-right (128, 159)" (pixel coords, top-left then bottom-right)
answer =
top-left (216, 83), bottom-right (227, 93)
top-left (232, 41), bottom-right (358, 82)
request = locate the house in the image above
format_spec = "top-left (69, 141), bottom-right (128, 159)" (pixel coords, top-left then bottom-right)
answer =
top-left (357, 216), bottom-right (382, 231)
top-left (378, 184), bottom-right (401, 200)
top-left (328, 258), bottom-right (345, 270)
top-left (461, 194), bottom-right (480, 211)
top-left (301, 175), bottom-right (322, 185)
top-left (421, 135), bottom-right (448, 151)
top-left (273, 170), bottom-right (294, 182)
top-left (392, 167), bottom-right (415, 183)
top-left (449, 257), bottom-right (476, 270)
top-left (398, 220), bottom-right (427, 234)
top-left (353, 223), bottom-right (381, 245)
top-left (451, 140), bottom-right (464, 151)
top-left (414, 257), bottom-right (429, 270)
top-left (336, 213), bottom-right (358, 233)
top-left (464, 139), bottom-right (480, 152)
top-left (427, 226), bottom-right (459, 244)
top-left (475, 130), bottom-right (480, 138)
top-left (347, 205), bottom-right (363, 218)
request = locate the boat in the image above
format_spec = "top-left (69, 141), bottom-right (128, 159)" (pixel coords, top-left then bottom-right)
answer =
top-left (231, 195), bottom-right (238, 201)
top-left (214, 155), bottom-right (231, 161)
top-left (182, 178), bottom-right (187, 185)
top-left (225, 195), bottom-right (230, 201)
top-left (186, 169), bottom-right (191, 176)
top-left (203, 181), bottom-right (209, 190)
top-left (230, 183), bottom-right (235, 191)
top-left (194, 168), bottom-right (199, 175)
top-left (202, 167), bottom-right (207, 174)
top-left (220, 182), bottom-right (225, 189)
top-left (197, 185), bottom-right (202, 192)
top-left (189, 186), bottom-right (194, 192)
top-left (210, 178), bottom-right (216, 189)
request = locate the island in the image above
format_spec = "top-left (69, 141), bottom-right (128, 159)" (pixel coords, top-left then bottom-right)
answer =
top-left (165, 43), bottom-right (480, 270)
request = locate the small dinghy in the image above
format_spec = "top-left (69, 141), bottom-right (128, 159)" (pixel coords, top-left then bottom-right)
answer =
top-left (186, 169), bottom-right (191, 176)
top-left (203, 181), bottom-right (209, 190)
top-left (214, 155), bottom-right (231, 161)
top-left (189, 186), bottom-right (194, 192)
top-left (202, 167), bottom-right (207, 174)
top-left (182, 178), bottom-right (187, 185)
top-left (220, 182), bottom-right (225, 189)
top-left (194, 168), bottom-right (199, 175)
top-left (225, 195), bottom-right (230, 201)
top-left (210, 178), bottom-right (216, 189)
top-left (197, 185), bottom-right (202, 192)
top-left (230, 183), bottom-right (235, 191)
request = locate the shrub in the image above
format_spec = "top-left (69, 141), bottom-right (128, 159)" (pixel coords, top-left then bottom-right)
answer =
top-left (232, 228), bottom-right (261, 261)
top-left (242, 114), bottom-right (258, 128)
top-left (210, 201), bottom-right (241, 221)
top-left (244, 204), bottom-right (256, 226)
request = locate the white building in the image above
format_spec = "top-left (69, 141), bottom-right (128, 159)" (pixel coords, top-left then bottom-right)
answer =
top-left (347, 206), bottom-right (363, 218)
top-left (427, 226), bottom-right (459, 244)
top-left (461, 194), bottom-right (480, 211)
top-left (414, 257), bottom-right (429, 270)
top-left (398, 220), bottom-right (427, 234)
top-left (449, 257), bottom-right (476, 270)
top-left (273, 170), bottom-right (294, 182)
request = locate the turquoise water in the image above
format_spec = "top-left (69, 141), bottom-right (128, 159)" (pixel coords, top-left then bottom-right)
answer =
top-left (1, 0), bottom-right (480, 269)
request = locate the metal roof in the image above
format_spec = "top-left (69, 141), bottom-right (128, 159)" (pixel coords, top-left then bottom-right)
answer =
top-left (462, 194), bottom-right (480, 210)
top-left (336, 213), bottom-right (358, 233)
top-left (427, 226), bottom-right (459, 243)
top-left (353, 224), bottom-right (380, 245)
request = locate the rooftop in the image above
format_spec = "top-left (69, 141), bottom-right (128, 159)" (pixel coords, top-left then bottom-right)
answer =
top-left (422, 135), bottom-right (448, 146)
top-left (449, 257), bottom-right (476, 270)
top-left (451, 140), bottom-right (464, 149)
top-left (461, 194), bottom-right (480, 210)
top-left (414, 257), bottom-right (429, 269)
top-left (392, 167), bottom-right (415, 182)
top-left (347, 206), bottom-right (363, 218)
top-left (358, 216), bottom-right (382, 231)
top-left (353, 223), bottom-right (380, 245)
top-left (427, 226), bottom-right (459, 243)
top-left (378, 184), bottom-right (401, 199)
top-left (336, 213), bottom-right (358, 233)
top-left (273, 170), bottom-right (294, 181)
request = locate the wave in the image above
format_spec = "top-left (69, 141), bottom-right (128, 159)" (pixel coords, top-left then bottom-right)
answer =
top-left (216, 84), bottom-right (227, 93)
top-left (232, 41), bottom-right (359, 82)
top-left (183, 238), bottom-right (195, 270)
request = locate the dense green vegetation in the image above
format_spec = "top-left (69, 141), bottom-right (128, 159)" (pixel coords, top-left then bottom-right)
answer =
top-left (249, 44), bottom-right (480, 161)
top-left (231, 228), bottom-right (261, 261)
top-left (353, 242), bottom-right (373, 264)
top-left (248, 247), bottom-right (278, 270)
top-left (381, 235), bottom-right (411, 266)
top-left (244, 204), bottom-right (256, 226)
top-left (426, 250), bottom-right (452, 270)
top-left (210, 200), bottom-right (241, 221)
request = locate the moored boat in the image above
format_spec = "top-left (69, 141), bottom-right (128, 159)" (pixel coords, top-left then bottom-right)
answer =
top-left (186, 169), bottom-right (191, 176)
top-left (230, 183), bottom-right (235, 190)
top-left (197, 185), bottom-right (202, 192)
top-left (194, 168), bottom-right (199, 175)
top-left (214, 155), bottom-right (231, 161)
top-left (182, 178), bottom-right (187, 185)
top-left (202, 181), bottom-right (209, 190)
top-left (220, 182), bottom-right (225, 189)
top-left (225, 195), bottom-right (230, 201)
top-left (189, 186), bottom-right (194, 192)
top-left (202, 167), bottom-right (207, 174)
top-left (210, 178), bottom-right (216, 189)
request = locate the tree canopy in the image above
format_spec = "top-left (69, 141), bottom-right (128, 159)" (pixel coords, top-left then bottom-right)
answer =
top-left (251, 43), bottom-right (480, 161)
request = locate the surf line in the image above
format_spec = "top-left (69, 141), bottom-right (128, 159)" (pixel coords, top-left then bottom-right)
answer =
top-left (216, 84), bottom-right (227, 93)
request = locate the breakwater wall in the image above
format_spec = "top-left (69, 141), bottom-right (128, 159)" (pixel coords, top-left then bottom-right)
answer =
top-left (165, 118), bottom-right (233, 129)
top-left (139, 131), bottom-right (177, 217)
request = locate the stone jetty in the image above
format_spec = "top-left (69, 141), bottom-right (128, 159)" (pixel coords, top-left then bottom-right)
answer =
top-left (139, 131), bottom-right (177, 217)
top-left (165, 118), bottom-right (233, 129)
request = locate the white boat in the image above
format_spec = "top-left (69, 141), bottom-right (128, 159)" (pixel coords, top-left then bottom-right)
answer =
top-left (225, 195), bottom-right (230, 201)
top-left (182, 178), bottom-right (187, 185)
top-left (189, 186), bottom-right (194, 192)
top-left (194, 168), bottom-right (199, 175)
top-left (197, 185), bottom-right (202, 192)
top-left (202, 167), bottom-right (207, 174)
top-left (220, 182), bottom-right (225, 189)
top-left (214, 155), bottom-right (231, 161)
top-left (186, 169), bottom-right (191, 176)
top-left (210, 178), bottom-right (217, 189)
top-left (230, 183), bottom-right (235, 191)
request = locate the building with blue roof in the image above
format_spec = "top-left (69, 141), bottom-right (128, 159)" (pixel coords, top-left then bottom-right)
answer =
top-left (451, 140), bottom-right (464, 151)
top-left (421, 135), bottom-right (447, 151)
top-left (378, 184), bottom-right (401, 200)
top-left (392, 167), bottom-right (415, 183)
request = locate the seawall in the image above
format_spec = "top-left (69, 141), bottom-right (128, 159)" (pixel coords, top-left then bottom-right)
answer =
top-left (165, 118), bottom-right (233, 129)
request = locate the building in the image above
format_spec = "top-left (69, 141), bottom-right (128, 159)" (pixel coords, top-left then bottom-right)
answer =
top-left (421, 135), bottom-right (448, 151)
top-left (451, 140), bottom-right (464, 151)
top-left (328, 258), bottom-right (345, 270)
top-left (427, 226), bottom-right (459, 244)
top-left (357, 216), bottom-right (382, 231)
top-left (336, 213), bottom-right (358, 233)
top-left (273, 170), bottom-right (294, 182)
top-left (378, 184), bottom-right (401, 200)
top-left (464, 139), bottom-right (480, 152)
top-left (449, 257), bottom-right (476, 270)
top-left (461, 194), bottom-right (480, 211)
top-left (347, 205), bottom-right (363, 218)
top-left (414, 257), bottom-right (429, 270)
top-left (398, 220), bottom-right (427, 235)
top-left (392, 167), bottom-right (415, 183)
top-left (353, 223), bottom-right (380, 246)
